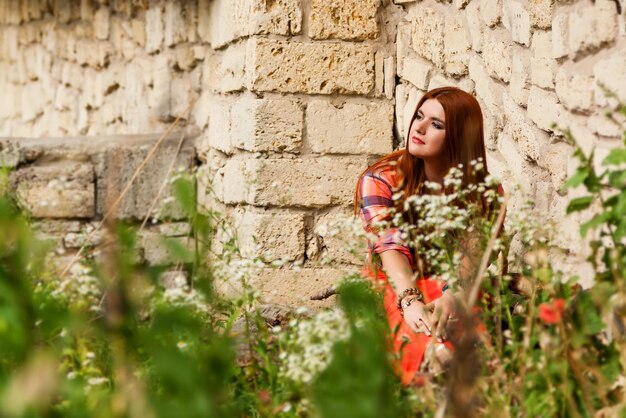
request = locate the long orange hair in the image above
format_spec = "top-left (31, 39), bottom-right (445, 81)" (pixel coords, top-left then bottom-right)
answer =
top-left (354, 86), bottom-right (490, 216)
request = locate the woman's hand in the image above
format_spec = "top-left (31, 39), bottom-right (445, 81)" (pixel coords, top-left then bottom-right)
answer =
top-left (427, 291), bottom-right (457, 342)
top-left (402, 299), bottom-right (432, 336)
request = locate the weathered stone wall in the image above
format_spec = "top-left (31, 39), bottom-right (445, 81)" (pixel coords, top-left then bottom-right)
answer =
top-left (1, 0), bottom-right (625, 301)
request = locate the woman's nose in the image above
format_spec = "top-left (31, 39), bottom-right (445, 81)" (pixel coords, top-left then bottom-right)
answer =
top-left (414, 118), bottom-right (426, 133)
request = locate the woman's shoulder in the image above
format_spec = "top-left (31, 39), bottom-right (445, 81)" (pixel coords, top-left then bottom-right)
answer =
top-left (361, 164), bottom-right (400, 188)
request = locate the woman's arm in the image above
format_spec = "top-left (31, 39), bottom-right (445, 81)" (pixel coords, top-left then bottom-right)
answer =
top-left (380, 250), bottom-right (432, 336)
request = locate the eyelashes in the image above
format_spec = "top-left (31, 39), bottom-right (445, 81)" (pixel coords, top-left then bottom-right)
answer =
top-left (415, 113), bottom-right (445, 130)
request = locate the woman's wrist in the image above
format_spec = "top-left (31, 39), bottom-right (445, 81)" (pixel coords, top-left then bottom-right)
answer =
top-left (399, 296), bottom-right (423, 317)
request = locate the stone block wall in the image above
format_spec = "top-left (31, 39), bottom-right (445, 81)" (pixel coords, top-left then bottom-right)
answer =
top-left (1, 0), bottom-right (625, 301)
top-left (0, 132), bottom-right (197, 272)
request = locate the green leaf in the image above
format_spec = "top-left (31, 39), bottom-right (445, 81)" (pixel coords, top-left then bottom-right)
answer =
top-left (602, 148), bottom-right (626, 166)
top-left (608, 170), bottom-right (626, 188)
top-left (580, 212), bottom-right (611, 237)
top-left (561, 168), bottom-right (588, 192)
top-left (162, 237), bottom-right (194, 264)
top-left (566, 196), bottom-right (594, 214)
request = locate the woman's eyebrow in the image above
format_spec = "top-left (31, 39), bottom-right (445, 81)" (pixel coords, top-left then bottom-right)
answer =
top-left (417, 110), bottom-right (445, 124)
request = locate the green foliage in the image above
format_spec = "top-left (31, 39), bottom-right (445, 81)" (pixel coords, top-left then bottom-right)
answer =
top-left (1, 108), bottom-right (626, 417)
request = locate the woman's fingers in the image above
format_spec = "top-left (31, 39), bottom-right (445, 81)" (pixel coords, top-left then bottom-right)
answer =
top-left (435, 311), bottom-right (448, 342)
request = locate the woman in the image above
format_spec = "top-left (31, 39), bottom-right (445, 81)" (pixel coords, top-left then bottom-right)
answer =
top-left (354, 86), bottom-right (497, 385)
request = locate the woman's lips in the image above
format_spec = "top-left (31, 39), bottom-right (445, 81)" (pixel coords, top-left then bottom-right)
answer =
top-left (411, 136), bottom-right (425, 145)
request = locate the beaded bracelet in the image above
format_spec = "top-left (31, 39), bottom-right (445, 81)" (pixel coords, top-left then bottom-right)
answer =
top-left (400, 296), bottom-right (421, 317)
top-left (396, 287), bottom-right (423, 310)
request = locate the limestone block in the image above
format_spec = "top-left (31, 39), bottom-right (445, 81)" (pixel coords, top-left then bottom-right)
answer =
top-left (375, 51), bottom-right (384, 97)
top-left (64, 229), bottom-right (104, 249)
top-left (468, 53), bottom-right (504, 116)
top-left (209, 0), bottom-right (302, 49)
top-left (510, 47), bottom-right (530, 106)
top-left (1, 27), bottom-right (18, 62)
top-left (18, 23), bottom-right (40, 45)
top-left (502, 0), bottom-right (531, 46)
top-left (164, 2), bottom-right (186, 47)
top-left (21, 82), bottom-right (46, 123)
top-left (444, 15), bottom-right (470, 76)
top-left (465, 1), bottom-right (483, 52)
top-left (94, 67), bottom-right (122, 108)
top-left (593, 48), bottom-right (626, 104)
top-left (568, 0), bottom-right (618, 59)
top-left (170, 77), bottom-right (197, 119)
top-left (198, 0), bottom-right (211, 42)
top-left (75, 39), bottom-right (111, 68)
top-left (140, 232), bottom-right (193, 266)
top-left (482, 28), bottom-right (512, 82)
top-left (53, 0), bottom-right (71, 24)
top-left (569, 121), bottom-right (598, 157)
top-left (131, 18), bottom-right (146, 47)
top-left (527, 86), bottom-right (566, 132)
top-left (528, 0), bottom-right (553, 29)
top-left (309, 0), bottom-right (379, 41)
top-left (410, 6), bottom-right (445, 67)
top-left (587, 113), bottom-right (622, 138)
top-left (148, 55), bottom-right (172, 121)
top-left (551, 13), bottom-right (568, 59)
top-left (530, 30), bottom-right (554, 89)
top-left (94, 7), bottom-right (110, 40)
top-left (12, 161), bottom-right (95, 219)
top-left (232, 97), bottom-right (303, 153)
top-left (145, 5), bottom-right (164, 54)
top-left (207, 98), bottom-right (233, 154)
top-left (175, 44), bottom-right (204, 71)
top-left (400, 57), bottom-right (431, 90)
top-left (95, 138), bottom-right (196, 220)
top-left (54, 85), bottom-right (78, 112)
top-left (192, 90), bottom-right (211, 130)
top-left (480, 0), bottom-right (502, 26)
top-left (383, 56), bottom-right (395, 100)
top-left (497, 133), bottom-right (534, 192)
top-left (218, 156), bottom-right (368, 207)
top-left (398, 85), bottom-right (426, 140)
top-left (396, 21), bottom-right (412, 75)
top-left (24, 44), bottom-right (50, 82)
top-left (307, 209), bottom-right (366, 265)
top-left (537, 141), bottom-right (573, 192)
top-left (483, 106), bottom-right (504, 151)
top-left (205, 42), bottom-right (246, 93)
top-left (555, 68), bottom-right (594, 113)
top-left (307, 100), bottom-right (393, 155)
top-left (80, 0), bottom-right (94, 20)
top-left (60, 62), bottom-right (84, 91)
top-left (257, 267), bottom-right (351, 309)
top-left (154, 223), bottom-right (189, 238)
top-left (502, 93), bottom-right (547, 162)
top-left (247, 39), bottom-right (374, 95)
top-left (232, 208), bottom-right (305, 261)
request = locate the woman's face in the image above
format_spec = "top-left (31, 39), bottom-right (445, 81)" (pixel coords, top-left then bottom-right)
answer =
top-left (407, 99), bottom-right (447, 161)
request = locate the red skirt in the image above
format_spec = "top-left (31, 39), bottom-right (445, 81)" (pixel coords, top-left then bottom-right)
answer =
top-left (363, 266), bottom-right (452, 385)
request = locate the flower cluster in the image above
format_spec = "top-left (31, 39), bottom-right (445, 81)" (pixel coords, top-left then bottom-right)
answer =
top-left (280, 308), bottom-right (350, 385)
top-left (39, 262), bottom-right (103, 314)
top-left (155, 274), bottom-right (210, 316)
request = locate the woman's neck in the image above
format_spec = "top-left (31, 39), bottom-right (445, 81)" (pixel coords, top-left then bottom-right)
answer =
top-left (423, 158), bottom-right (450, 186)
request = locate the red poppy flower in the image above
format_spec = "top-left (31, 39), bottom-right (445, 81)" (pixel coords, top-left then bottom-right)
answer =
top-left (538, 298), bottom-right (565, 324)
top-left (258, 389), bottom-right (271, 405)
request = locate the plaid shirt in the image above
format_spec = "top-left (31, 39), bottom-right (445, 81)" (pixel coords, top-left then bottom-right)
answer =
top-left (358, 166), bottom-right (414, 265)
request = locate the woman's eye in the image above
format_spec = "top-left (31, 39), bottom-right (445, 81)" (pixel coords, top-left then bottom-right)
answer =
top-left (415, 113), bottom-right (423, 120)
top-left (433, 122), bottom-right (444, 129)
